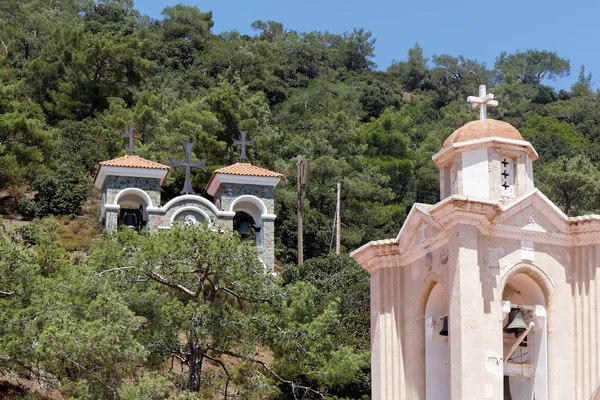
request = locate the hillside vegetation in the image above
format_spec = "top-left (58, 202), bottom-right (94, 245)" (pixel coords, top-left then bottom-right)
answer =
top-left (1, 1), bottom-right (600, 398)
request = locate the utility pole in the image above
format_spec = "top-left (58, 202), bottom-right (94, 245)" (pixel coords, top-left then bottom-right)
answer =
top-left (336, 182), bottom-right (341, 255)
top-left (297, 155), bottom-right (309, 265)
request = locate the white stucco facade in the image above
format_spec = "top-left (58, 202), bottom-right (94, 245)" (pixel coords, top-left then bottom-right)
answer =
top-left (352, 118), bottom-right (600, 399)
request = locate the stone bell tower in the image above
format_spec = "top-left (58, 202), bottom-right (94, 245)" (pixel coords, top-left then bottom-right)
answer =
top-left (206, 163), bottom-right (282, 268)
top-left (93, 154), bottom-right (169, 231)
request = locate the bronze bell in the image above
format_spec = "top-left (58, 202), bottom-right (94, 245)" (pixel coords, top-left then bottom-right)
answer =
top-left (238, 221), bottom-right (250, 236)
top-left (504, 308), bottom-right (528, 335)
top-left (123, 213), bottom-right (137, 229)
top-left (439, 316), bottom-right (449, 336)
top-left (503, 376), bottom-right (513, 400)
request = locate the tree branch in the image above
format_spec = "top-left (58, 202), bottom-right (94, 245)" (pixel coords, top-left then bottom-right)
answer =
top-left (145, 270), bottom-right (196, 297)
top-left (204, 354), bottom-right (231, 399)
top-left (97, 266), bottom-right (136, 276)
top-left (64, 355), bottom-right (115, 396)
top-left (210, 348), bottom-right (325, 399)
top-left (0, 290), bottom-right (15, 297)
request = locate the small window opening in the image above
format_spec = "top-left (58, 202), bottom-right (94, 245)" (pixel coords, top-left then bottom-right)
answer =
top-left (501, 157), bottom-right (514, 197)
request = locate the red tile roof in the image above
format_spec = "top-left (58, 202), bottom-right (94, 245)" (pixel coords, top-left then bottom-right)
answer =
top-left (205, 163), bottom-right (283, 191)
top-left (98, 154), bottom-right (170, 170)
top-left (93, 155), bottom-right (170, 185)
top-left (213, 163), bottom-right (282, 178)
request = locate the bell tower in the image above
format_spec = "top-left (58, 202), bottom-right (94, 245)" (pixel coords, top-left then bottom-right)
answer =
top-left (206, 163), bottom-right (282, 268)
top-left (432, 86), bottom-right (537, 203)
top-left (93, 154), bottom-right (170, 231)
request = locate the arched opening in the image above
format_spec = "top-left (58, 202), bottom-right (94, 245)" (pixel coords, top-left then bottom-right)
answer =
top-left (233, 211), bottom-right (262, 246)
top-left (230, 197), bottom-right (266, 247)
top-left (502, 273), bottom-right (547, 400)
top-left (115, 189), bottom-right (151, 230)
top-left (425, 283), bottom-right (449, 400)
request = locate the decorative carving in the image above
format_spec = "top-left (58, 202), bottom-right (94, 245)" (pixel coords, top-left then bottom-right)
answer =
top-left (440, 248), bottom-right (449, 265)
top-left (419, 224), bottom-right (427, 243)
top-left (425, 252), bottom-right (433, 270)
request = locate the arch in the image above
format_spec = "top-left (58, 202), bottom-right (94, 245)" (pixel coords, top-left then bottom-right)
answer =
top-left (413, 273), bottom-right (447, 398)
top-left (113, 188), bottom-right (153, 208)
top-left (162, 194), bottom-right (221, 216)
top-left (498, 263), bottom-right (556, 310)
top-left (170, 206), bottom-right (211, 227)
top-left (424, 282), bottom-right (449, 400)
top-left (229, 195), bottom-right (268, 221)
top-left (499, 263), bottom-right (556, 400)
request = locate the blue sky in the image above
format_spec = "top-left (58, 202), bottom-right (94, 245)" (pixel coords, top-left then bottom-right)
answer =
top-left (135, 0), bottom-right (599, 91)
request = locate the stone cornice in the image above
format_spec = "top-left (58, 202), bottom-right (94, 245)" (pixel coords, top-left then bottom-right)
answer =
top-left (351, 194), bottom-right (600, 274)
top-left (349, 239), bottom-right (399, 274)
top-left (432, 137), bottom-right (538, 166)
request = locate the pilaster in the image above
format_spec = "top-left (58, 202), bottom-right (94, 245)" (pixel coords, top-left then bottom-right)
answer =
top-left (447, 224), bottom-right (485, 399)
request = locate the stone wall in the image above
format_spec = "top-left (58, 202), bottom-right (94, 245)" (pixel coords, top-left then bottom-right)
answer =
top-left (220, 183), bottom-right (275, 214)
top-left (105, 176), bottom-right (162, 206)
top-left (257, 220), bottom-right (275, 267)
top-left (105, 209), bottom-right (118, 231)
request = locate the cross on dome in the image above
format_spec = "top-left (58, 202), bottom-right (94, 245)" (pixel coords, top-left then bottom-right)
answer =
top-left (467, 85), bottom-right (498, 120)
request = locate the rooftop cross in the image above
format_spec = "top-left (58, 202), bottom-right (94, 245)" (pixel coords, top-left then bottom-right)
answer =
top-left (467, 85), bottom-right (498, 120)
top-left (233, 131), bottom-right (254, 162)
top-left (120, 123), bottom-right (142, 154)
top-left (169, 141), bottom-right (206, 195)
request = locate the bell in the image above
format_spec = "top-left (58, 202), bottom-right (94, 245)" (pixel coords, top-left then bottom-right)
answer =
top-left (237, 221), bottom-right (250, 236)
top-left (439, 316), bottom-right (448, 336)
top-left (504, 308), bottom-right (528, 335)
top-left (503, 376), bottom-right (513, 400)
top-left (123, 213), bottom-right (137, 229)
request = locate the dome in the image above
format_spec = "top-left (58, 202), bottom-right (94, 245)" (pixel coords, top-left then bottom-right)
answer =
top-left (443, 119), bottom-right (523, 148)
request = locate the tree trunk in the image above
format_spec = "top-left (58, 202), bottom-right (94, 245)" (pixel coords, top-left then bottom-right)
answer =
top-left (188, 333), bottom-right (203, 392)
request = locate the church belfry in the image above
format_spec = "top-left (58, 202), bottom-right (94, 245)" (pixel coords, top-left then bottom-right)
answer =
top-left (350, 84), bottom-right (600, 400)
top-left (206, 163), bottom-right (282, 268)
top-left (433, 86), bottom-right (537, 202)
top-left (93, 129), bottom-right (282, 270)
top-left (93, 154), bottom-right (169, 231)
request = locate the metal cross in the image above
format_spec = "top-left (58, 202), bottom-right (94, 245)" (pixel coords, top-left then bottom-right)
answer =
top-left (467, 85), bottom-right (498, 120)
top-left (169, 141), bottom-right (206, 195)
top-left (121, 123), bottom-right (142, 154)
top-left (233, 131), bottom-right (254, 162)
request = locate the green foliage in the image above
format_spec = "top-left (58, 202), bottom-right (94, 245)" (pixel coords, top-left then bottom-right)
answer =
top-left (19, 174), bottom-right (88, 219)
top-left (2, 1), bottom-right (600, 397)
top-left (537, 155), bottom-right (600, 215)
top-left (495, 49), bottom-right (570, 85)
top-left (388, 43), bottom-right (429, 91)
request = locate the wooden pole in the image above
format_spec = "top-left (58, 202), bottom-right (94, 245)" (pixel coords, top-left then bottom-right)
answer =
top-left (336, 182), bottom-right (341, 255)
top-left (297, 155), bottom-right (303, 265)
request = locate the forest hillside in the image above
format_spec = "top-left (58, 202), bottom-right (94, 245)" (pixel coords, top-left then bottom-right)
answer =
top-left (1, 1), bottom-right (599, 399)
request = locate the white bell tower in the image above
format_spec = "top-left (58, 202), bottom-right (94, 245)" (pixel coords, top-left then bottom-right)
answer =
top-left (432, 85), bottom-right (538, 203)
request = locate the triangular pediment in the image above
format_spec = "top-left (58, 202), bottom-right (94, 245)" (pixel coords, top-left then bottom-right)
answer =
top-left (397, 203), bottom-right (444, 253)
top-left (498, 189), bottom-right (569, 234)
